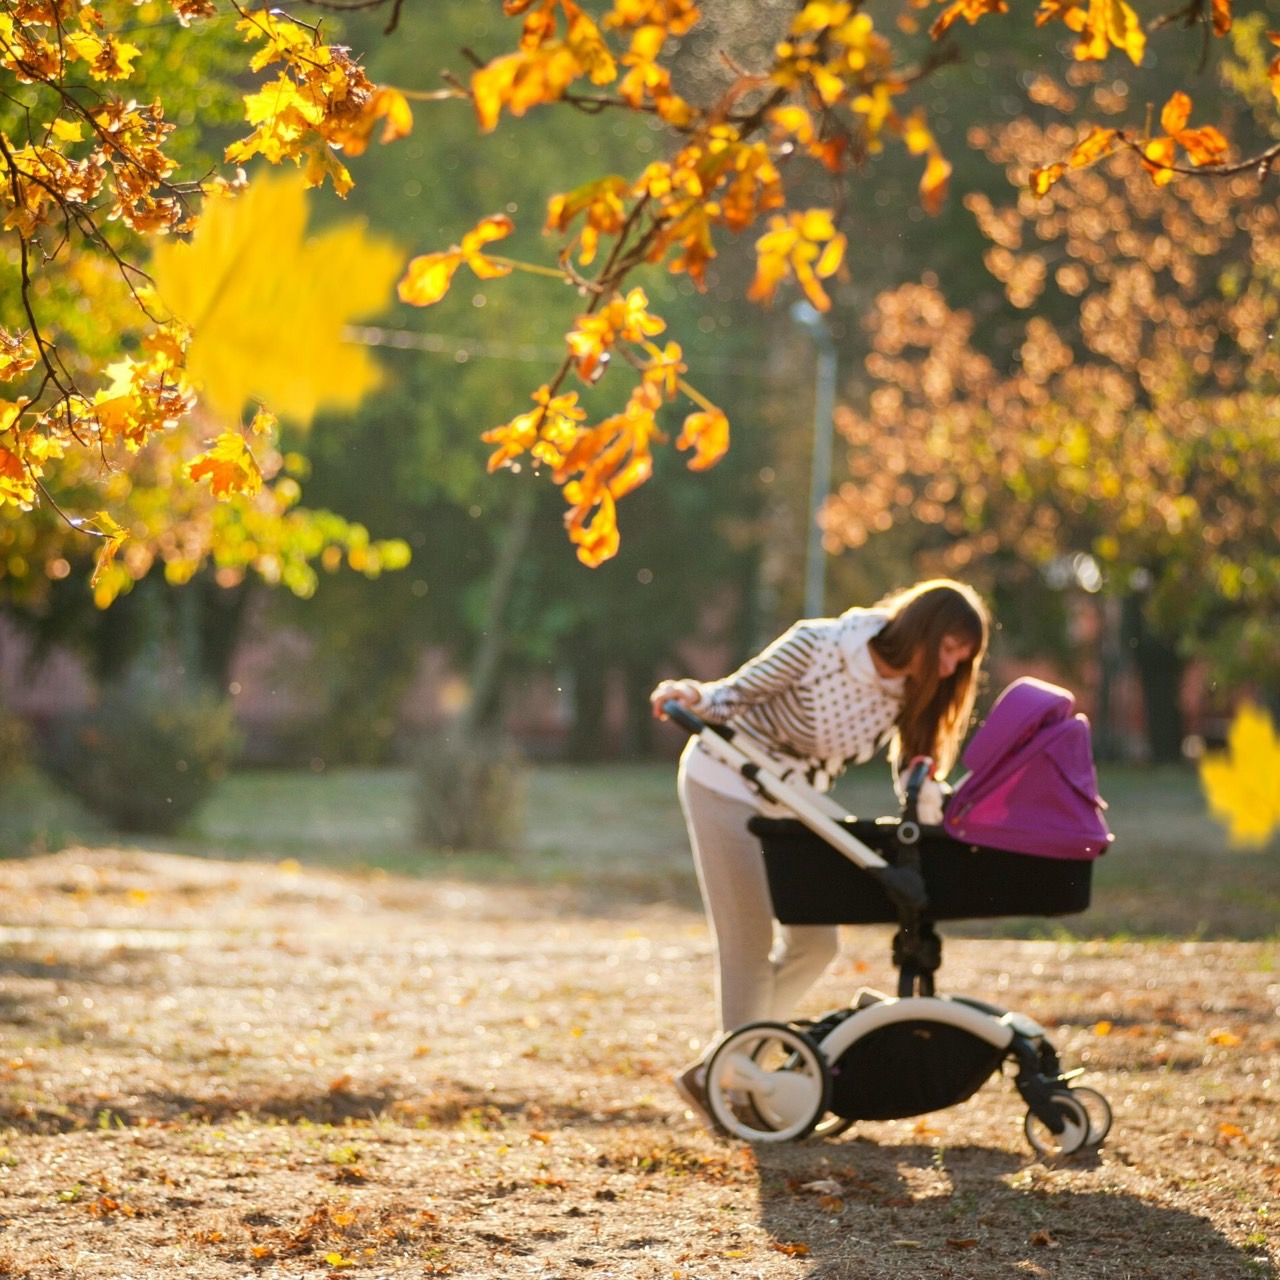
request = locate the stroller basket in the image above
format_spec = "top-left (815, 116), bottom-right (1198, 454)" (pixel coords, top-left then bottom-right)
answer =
top-left (750, 816), bottom-right (1093, 925)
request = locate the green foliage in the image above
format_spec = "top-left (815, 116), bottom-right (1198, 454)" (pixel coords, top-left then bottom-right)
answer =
top-left (40, 666), bottom-right (240, 835)
top-left (265, 1), bottom-right (771, 758)
top-left (412, 730), bottom-right (529, 853)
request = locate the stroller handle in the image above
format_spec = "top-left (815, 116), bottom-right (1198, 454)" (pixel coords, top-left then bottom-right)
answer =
top-left (661, 697), bottom-right (925, 909)
top-left (662, 699), bottom-right (709, 736)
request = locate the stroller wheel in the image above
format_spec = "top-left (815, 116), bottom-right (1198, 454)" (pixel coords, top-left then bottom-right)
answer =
top-left (1064, 1085), bottom-right (1113, 1146)
top-left (704, 1022), bottom-right (830, 1143)
top-left (810, 1112), bottom-right (856, 1139)
top-left (743, 1035), bottom-right (854, 1140)
top-left (1024, 1090), bottom-right (1092, 1157)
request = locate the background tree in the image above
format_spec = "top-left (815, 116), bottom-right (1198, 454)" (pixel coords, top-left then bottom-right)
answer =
top-left (0, 1), bottom-right (413, 609)
top-left (6, 0), bottom-right (1279, 778)
top-left (5, 0), bottom-right (1272, 591)
top-left (823, 54), bottom-right (1280, 759)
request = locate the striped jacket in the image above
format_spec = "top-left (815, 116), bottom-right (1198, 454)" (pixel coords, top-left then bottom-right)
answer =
top-left (691, 607), bottom-right (904, 788)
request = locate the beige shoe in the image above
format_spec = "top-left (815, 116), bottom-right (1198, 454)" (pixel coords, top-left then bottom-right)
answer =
top-left (674, 1062), bottom-right (712, 1125)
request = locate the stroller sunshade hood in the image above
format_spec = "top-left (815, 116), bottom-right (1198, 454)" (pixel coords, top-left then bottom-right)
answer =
top-left (944, 677), bottom-right (1113, 861)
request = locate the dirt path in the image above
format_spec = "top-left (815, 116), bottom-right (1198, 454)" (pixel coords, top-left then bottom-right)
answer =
top-left (0, 847), bottom-right (1276, 1278)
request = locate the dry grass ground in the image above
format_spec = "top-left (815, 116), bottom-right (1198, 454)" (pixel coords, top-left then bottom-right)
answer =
top-left (0, 763), bottom-right (1277, 1278)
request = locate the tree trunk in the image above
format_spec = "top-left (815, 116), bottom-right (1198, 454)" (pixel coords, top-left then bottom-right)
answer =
top-left (1122, 595), bottom-right (1185, 764)
top-left (461, 483), bottom-right (536, 737)
top-left (567, 642), bottom-right (609, 761)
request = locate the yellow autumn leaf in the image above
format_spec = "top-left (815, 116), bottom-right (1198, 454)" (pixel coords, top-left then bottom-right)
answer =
top-left (1199, 703), bottom-right (1280, 849)
top-left (398, 214), bottom-right (514, 306)
top-left (88, 510), bottom-right (128, 600)
top-left (187, 432), bottom-right (264, 500)
top-left (1107, 0), bottom-right (1146, 65)
top-left (150, 170), bottom-right (404, 427)
top-left (1142, 136), bottom-right (1178, 185)
top-left (902, 111), bottom-right (934, 157)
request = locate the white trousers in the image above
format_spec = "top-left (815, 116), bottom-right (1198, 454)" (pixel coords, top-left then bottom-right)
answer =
top-left (678, 751), bottom-right (840, 1038)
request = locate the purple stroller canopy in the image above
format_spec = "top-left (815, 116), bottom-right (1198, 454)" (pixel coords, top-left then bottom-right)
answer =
top-left (942, 677), bottom-right (1113, 861)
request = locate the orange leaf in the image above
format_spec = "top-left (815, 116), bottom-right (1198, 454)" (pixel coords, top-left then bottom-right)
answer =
top-left (1069, 126), bottom-right (1118, 168)
top-left (471, 43), bottom-right (580, 131)
top-left (643, 340), bottom-right (686, 398)
top-left (1160, 91), bottom-right (1192, 138)
top-left (566, 488), bottom-right (621, 567)
top-left (0, 443), bottom-right (25, 486)
top-left (331, 86), bottom-right (414, 157)
top-left (919, 150), bottom-right (952, 216)
top-left (187, 433), bottom-right (263, 500)
top-left (1030, 162), bottom-right (1067, 195)
top-left (1179, 126), bottom-right (1229, 167)
top-left (773, 1242), bottom-right (812, 1257)
top-left (609, 454), bottom-right (653, 499)
top-left (930, 0), bottom-right (1009, 38)
top-left (397, 252), bottom-right (462, 307)
top-left (1211, 0), bottom-right (1232, 35)
top-left (677, 408), bottom-right (729, 471)
top-left (461, 213), bottom-right (516, 256)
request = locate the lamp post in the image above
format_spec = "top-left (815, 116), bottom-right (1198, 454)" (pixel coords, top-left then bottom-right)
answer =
top-left (790, 300), bottom-right (837, 619)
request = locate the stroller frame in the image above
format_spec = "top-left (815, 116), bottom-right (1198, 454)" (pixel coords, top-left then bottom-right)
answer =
top-left (665, 701), bottom-right (1112, 1154)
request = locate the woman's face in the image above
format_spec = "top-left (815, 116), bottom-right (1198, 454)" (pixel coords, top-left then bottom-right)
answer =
top-left (937, 634), bottom-right (976, 679)
top-left (910, 634), bottom-right (976, 681)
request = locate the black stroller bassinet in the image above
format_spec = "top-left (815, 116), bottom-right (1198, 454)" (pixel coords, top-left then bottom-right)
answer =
top-left (664, 678), bottom-right (1114, 1152)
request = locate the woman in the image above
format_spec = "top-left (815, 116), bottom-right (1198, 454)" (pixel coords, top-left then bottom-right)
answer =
top-left (650, 578), bottom-right (990, 1122)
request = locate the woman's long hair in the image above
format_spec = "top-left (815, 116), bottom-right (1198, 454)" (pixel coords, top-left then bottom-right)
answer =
top-left (868, 579), bottom-right (990, 777)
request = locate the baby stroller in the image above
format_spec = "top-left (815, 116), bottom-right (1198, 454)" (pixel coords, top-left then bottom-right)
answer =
top-left (663, 677), bottom-right (1115, 1155)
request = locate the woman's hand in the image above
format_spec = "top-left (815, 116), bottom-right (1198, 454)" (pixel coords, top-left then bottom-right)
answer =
top-left (650, 679), bottom-right (702, 720)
